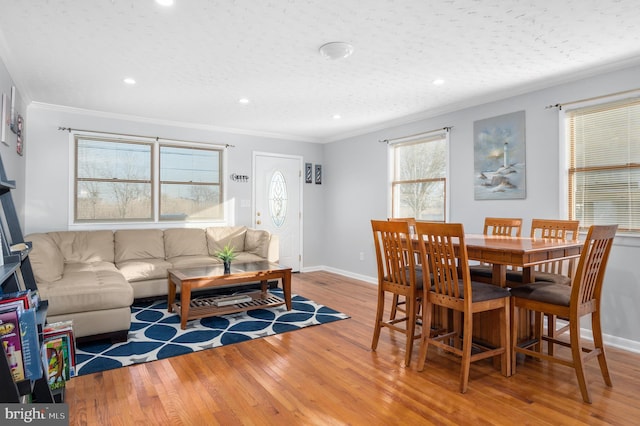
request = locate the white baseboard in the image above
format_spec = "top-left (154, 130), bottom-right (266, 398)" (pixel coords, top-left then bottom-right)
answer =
top-left (300, 266), bottom-right (640, 354)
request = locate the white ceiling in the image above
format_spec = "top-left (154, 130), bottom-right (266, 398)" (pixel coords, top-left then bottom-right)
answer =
top-left (1, 0), bottom-right (639, 143)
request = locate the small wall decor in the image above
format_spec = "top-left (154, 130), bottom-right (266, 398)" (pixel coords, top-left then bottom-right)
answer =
top-left (9, 86), bottom-right (17, 133)
top-left (16, 114), bottom-right (23, 156)
top-left (305, 163), bottom-right (312, 183)
top-left (473, 110), bottom-right (526, 200)
top-left (230, 173), bottom-right (249, 183)
top-left (0, 93), bottom-right (7, 144)
top-left (315, 164), bottom-right (322, 185)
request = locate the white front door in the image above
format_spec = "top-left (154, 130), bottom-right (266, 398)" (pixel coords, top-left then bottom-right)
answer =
top-left (253, 152), bottom-right (302, 271)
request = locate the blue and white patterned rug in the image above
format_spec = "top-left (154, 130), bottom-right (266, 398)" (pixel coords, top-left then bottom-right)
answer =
top-left (75, 289), bottom-right (349, 376)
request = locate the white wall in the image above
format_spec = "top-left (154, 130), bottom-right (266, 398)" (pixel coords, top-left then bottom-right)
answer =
top-left (0, 59), bottom-right (27, 226)
top-left (22, 105), bottom-right (326, 267)
top-left (323, 64), bottom-right (640, 350)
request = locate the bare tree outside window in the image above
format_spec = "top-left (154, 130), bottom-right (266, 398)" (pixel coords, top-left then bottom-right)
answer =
top-left (392, 134), bottom-right (447, 221)
top-left (74, 135), bottom-right (224, 223)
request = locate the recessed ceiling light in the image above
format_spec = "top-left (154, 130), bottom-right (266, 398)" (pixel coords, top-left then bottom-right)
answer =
top-left (319, 42), bottom-right (354, 60)
top-left (332, 114), bottom-right (342, 120)
top-left (239, 98), bottom-right (250, 104)
top-left (123, 77), bottom-right (136, 85)
top-left (432, 78), bottom-right (445, 86)
top-left (155, 0), bottom-right (175, 6)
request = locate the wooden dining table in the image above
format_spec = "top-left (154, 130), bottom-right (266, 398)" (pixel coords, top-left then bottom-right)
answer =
top-left (463, 234), bottom-right (583, 287)
top-left (412, 232), bottom-right (584, 364)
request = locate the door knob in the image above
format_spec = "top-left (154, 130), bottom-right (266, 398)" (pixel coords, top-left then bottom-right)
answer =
top-left (257, 220), bottom-right (262, 225)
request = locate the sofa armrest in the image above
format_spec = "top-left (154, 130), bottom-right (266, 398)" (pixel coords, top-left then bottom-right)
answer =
top-left (267, 234), bottom-right (279, 263)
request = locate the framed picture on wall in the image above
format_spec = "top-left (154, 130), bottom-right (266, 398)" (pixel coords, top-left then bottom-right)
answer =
top-left (473, 110), bottom-right (526, 200)
top-left (305, 162), bottom-right (312, 183)
top-left (16, 115), bottom-right (23, 156)
top-left (315, 164), bottom-right (322, 184)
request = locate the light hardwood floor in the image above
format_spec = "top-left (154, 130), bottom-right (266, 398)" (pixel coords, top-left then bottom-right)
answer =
top-left (66, 271), bottom-right (640, 425)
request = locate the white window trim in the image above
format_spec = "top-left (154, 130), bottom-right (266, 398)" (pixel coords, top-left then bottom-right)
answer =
top-left (386, 128), bottom-right (450, 222)
top-left (67, 130), bottom-right (227, 230)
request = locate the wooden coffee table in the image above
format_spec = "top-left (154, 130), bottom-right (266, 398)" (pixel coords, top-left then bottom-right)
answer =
top-left (167, 261), bottom-right (292, 329)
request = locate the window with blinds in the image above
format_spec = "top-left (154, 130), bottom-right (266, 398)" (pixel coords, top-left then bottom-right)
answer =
top-left (567, 97), bottom-right (640, 232)
top-left (391, 132), bottom-right (448, 221)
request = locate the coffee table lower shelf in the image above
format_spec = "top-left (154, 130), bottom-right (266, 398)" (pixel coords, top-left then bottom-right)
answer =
top-left (171, 290), bottom-right (285, 322)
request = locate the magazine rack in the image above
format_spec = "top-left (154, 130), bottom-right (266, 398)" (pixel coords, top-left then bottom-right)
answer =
top-left (0, 154), bottom-right (54, 403)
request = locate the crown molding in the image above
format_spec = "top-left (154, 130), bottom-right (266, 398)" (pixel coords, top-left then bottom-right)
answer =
top-left (27, 102), bottom-right (323, 144)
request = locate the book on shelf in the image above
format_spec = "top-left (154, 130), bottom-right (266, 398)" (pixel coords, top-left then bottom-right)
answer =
top-left (18, 307), bottom-right (43, 380)
top-left (43, 337), bottom-right (66, 390)
top-left (43, 320), bottom-right (76, 380)
top-left (0, 307), bottom-right (25, 381)
top-left (0, 289), bottom-right (38, 311)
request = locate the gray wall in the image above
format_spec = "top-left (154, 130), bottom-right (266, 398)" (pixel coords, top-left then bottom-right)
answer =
top-left (21, 105), bottom-right (325, 267)
top-left (323, 64), bottom-right (640, 351)
top-left (3, 49), bottom-right (639, 351)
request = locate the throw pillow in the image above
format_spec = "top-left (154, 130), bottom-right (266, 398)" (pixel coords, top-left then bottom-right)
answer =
top-left (25, 233), bottom-right (64, 282)
top-left (244, 229), bottom-right (269, 258)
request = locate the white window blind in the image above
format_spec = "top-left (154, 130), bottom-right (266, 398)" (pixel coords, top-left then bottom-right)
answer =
top-left (567, 97), bottom-right (640, 232)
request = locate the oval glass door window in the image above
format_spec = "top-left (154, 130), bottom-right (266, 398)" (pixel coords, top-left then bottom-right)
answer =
top-left (269, 171), bottom-right (287, 227)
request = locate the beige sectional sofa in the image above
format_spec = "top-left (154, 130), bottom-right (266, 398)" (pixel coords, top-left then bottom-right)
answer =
top-left (25, 227), bottom-right (278, 341)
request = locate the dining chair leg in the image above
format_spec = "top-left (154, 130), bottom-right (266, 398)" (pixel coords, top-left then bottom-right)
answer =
top-left (592, 310), bottom-right (613, 387)
top-left (500, 303), bottom-right (511, 377)
top-left (417, 301), bottom-right (433, 372)
top-left (371, 288), bottom-right (385, 351)
top-left (547, 313), bottom-right (557, 355)
top-left (453, 311), bottom-right (462, 349)
top-left (510, 301), bottom-right (518, 374)
top-left (390, 294), bottom-right (400, 320)
top-left (570, 319), bottom-right (592, 403)
top-left (459, 313), bottom-right (473, 393)
top-left (405, 296), bottom-right (417, 367)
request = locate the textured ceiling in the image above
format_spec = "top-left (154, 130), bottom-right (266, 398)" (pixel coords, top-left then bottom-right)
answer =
top-left (0, 0), bottom-right (639, 142)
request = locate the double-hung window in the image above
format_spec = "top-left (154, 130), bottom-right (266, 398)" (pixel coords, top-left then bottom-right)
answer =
top-left (74, 134), bottom-right (223, 223)
top-left (390, 130), bottom-right (449, 221)
top-left (566, 97), bottom-right (640, 232)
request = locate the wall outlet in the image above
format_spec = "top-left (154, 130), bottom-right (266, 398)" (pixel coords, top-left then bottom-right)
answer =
top-left (359, 252), bottom-right (364, 261)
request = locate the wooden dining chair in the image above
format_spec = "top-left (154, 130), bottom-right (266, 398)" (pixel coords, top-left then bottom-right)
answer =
top-left (506, 219), bottom-right (580, 287)
top-left (506, 219), bottom-right (580, 352)
top-left (469, 217), bottom-right (523, 283)
top-left (510, 224), bottom-right (617, 403)
top-left (415, 222), bottom-right (511, 393)
top-left (387, 218), bottom-right (420, 321)
top-left (371, 220), bottom-right (423, 367)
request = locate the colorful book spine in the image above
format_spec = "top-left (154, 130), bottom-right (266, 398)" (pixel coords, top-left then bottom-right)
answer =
top-left (0, 308), bottom-right (25, 381)
top-left (44, 337), bottom-right (66, 390)
top-left (18, 308), bottom-right (42, 380)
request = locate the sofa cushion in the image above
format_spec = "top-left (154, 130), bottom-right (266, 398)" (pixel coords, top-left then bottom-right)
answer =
top-left (164, 228), bottom-right (208, 258)
top-left (64, 261), bottom-right (120, 274)
top-left (25, 233), bottom-right (64, 283)
top-left (245, 228), bottom-right (270, 258)
top-left (167, 255), bottom-right (220, 269)
top-left (116, 258), bottom-right (172, 282)
top-left (234, 252), bottom-right (268, 264)
top-left (206, 226), bottom-right (247, 255)
top-left (48, 230), bottom-right (115, 263)
top-left (38, 269), bottom-right (133, 316)
top-left (115, 229), bottom-right (165, 263)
